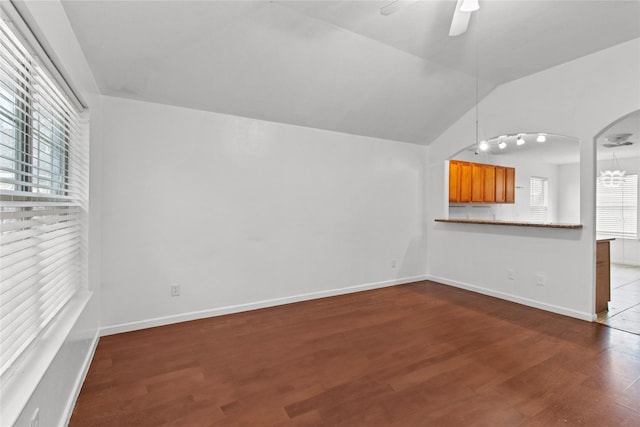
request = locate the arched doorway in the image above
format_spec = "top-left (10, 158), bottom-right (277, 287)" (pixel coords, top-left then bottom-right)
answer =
top-left (594, 110), bottom-right (640, 334)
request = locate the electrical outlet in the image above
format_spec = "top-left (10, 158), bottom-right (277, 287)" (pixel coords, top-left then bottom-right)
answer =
top-left (30, 408), bottom-right (39, 427)
top-left (170, 284), bottom-right (181, 297)
top-left (391, 259), bottom-right (397, 268)
top-left (536, 273), bottom-right (546, 286)
top-left (507, 269), bottom-right (516, 280)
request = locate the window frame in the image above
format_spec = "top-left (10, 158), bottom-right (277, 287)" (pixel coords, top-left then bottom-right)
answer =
top-left (0, 16), bottom-right (88, 388)
top-left (529, 176), bottom-right (549, 224)
top-left (596, 173), bottom-right (638, 240)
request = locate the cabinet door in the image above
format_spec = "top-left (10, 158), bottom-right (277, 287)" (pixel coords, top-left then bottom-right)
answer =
top-left (448, 160), bottom-right (460, 203)
top-left (495, 166), bottom-right (506, 203)
top-left (483, 165), bottom-right (495, 203)
top-left (595, 241), bottom-right (611, 313)
top-left (471, 163), bottom-right (484, 202)
top-left (459, 162), bottom-right (472, 202)
top-left (505, 167), bottom-right (515, 203)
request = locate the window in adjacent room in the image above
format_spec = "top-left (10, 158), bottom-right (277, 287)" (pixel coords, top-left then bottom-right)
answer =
top-left (529, 176), bottom-right (549, 223)
top-left (596, 174), bottom-right (638, 239)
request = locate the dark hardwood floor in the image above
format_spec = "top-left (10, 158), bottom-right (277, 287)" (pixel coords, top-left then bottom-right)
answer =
top-left (70, 281), bottom-right (640, 426)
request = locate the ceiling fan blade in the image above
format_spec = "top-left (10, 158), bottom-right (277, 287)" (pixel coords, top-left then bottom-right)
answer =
top-left (380, 0), bottom-right (417, 16)
top-left (449, 0), bottom-right (472, 36)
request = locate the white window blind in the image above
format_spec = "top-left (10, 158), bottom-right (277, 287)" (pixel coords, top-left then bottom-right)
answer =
top-left (529, 176), bottom-right (548, 223)
top-left (596, 174), bottom-right (638, 239)
top-left (0, 18), bottom-right (88, 383)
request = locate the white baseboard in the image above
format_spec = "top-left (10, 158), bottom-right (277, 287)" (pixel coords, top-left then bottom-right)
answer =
top-left (100, 275), bottom-right (429, 336)
top-left (60, 329), bottom-right (99, 427)
top-left (425, 275), bottom-right (594, 322)
top-left (612, 261), bottom-right (640, 267)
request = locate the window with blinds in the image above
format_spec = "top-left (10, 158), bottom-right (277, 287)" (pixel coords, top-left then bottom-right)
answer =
top-left (0, 19), bottom-right (88, 384)
top-left (529, 176), bottom-right (548, 223)
top-left (596, 174), bottom-right (638, 239)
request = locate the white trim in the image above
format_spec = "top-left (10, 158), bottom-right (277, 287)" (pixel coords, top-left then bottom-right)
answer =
top-left (618, 261), bottom-right (640, 267)
top-left (59, 329), bottom-right (99, 427)
top-left (0, 291), bottom-right (92, 427)
top-left (100, 275), bottom-right (429, 336)
top-left (425, 275), bottom-right (594, 322)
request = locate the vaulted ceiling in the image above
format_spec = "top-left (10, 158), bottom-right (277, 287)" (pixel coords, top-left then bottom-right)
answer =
top-left (62, 0), bottom-right (640, 144)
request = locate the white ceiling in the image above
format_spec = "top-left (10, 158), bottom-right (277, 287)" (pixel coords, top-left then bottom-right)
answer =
top-left (62, 0), bottom-right (640, 145)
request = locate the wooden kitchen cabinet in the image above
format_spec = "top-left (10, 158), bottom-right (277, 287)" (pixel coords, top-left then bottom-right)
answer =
top-left (595, 239), bottom-right (612, 313)
top-left (495, 166), bottom-right (506, 202)
top-left (471, 163), bottom-right (484, 202)
top-left (448, 160), bottom-right (472, 203)
top-left (506, 167), bottom-right (515, 203)
top-left (449, 160), bottom-right (514, 204)
top-left (448, 160), bottom-right (461, 203)
top-left (483, 165), bottom-right (496, 202)
top-left (596, 239), bottom-right (613, 313)
top-left (459, 161), bottom-right (472, 203)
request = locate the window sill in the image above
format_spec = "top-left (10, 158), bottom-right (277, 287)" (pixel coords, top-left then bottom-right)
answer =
top-left (0, 291), bottom-right (93, 427)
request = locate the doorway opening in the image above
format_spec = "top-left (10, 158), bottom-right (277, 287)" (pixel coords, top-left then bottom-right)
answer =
top-left (594, 110), bottom-right (640, 335)
top-left (597, 265), bottom-right (640, 334)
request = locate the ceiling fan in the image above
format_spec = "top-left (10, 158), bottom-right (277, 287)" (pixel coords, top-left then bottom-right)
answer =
top-left (603, 133), bottom-right (634, 148)
top-left (380, 0), bottom-right (480, 36)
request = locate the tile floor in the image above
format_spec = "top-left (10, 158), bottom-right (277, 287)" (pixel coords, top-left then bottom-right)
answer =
top-left (597, 263), bottom-right (640, 335)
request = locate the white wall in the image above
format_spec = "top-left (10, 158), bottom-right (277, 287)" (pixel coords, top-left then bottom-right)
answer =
top-left (6, 1), bottom-right (102, 427)
top-left (100, 96), bottom-right (427, 333)
top-left (596, 155), bottom-right (640, 266)
top-left (427, 38), bottom-right (640, 320)
top-left (558, 162), bottom-right (581, 224)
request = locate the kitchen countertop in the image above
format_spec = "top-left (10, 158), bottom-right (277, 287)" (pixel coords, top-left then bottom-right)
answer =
top-left (434, 218), bottom-right (583, 229)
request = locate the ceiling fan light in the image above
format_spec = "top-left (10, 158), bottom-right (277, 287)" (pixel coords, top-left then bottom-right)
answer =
top-left (536, 134), bottom-right (546, 143)
top-left (460, 0), bottom-right (480, 12)
top-left (479, 140), bottom-right (489, 151)
top-left (498, 141), bottom-right (507, 149)
top-left (599, 169), bottom-right (626, 187)
top-left (516, 135), bottom-right (526, 146)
